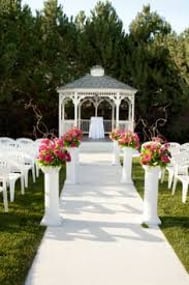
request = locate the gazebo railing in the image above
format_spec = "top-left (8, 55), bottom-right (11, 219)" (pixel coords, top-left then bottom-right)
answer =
top-left (63, 119), bottom-right (130, 135)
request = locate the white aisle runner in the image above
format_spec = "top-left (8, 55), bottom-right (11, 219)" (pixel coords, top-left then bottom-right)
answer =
top-left (25, 152), bottom-right (189, 285)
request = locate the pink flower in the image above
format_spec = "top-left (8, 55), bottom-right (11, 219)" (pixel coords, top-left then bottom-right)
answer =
top-left (37, 137), bottom-right (71, 166)
top-left (117, 131), bottom-right (140, 149)
top-left (140, 140), bottom-right (171, 167)
top-left (62, 128), bottom-right (82, 148)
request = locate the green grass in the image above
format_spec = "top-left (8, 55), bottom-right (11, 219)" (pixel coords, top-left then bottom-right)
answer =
top-left (0, 167), bottom-right (66, 285)
top-left (132, 158), bottom-right (189, 273)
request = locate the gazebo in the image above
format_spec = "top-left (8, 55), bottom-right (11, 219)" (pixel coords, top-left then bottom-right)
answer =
top-left (57, 66), bottom-right (137, 137)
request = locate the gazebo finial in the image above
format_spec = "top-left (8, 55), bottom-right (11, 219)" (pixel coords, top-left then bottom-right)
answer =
top-left (90, 65), bottom-right (104, 77)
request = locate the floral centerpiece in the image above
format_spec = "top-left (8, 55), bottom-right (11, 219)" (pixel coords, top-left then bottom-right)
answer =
top-left (118, 130), bottom-right (140, 149)
top-left (62, 127), bottom-right (83, 148)
top-left (109, 129), bottom-right (122, 141)
top-left (140, 141), bottom-right (171, 168)
top-left (37, 138), bottom-right (71, 167)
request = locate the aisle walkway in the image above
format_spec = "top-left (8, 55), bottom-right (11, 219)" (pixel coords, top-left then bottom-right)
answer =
top-left (25, 150), bottom-right (189, 285)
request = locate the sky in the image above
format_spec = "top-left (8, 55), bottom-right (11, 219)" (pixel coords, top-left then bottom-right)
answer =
top-left (23, 0), bottom-right (189, 34)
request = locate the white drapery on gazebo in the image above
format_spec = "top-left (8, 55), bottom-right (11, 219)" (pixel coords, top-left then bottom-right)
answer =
top-left (57, 66), bottom-right (137, 136)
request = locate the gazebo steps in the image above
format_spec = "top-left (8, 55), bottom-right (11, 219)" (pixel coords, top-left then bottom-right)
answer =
top-left (80, 141), bottom-right (113, 153)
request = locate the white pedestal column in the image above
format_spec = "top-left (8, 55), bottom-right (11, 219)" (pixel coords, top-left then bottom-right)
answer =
top-left (65, 147), bottom-right (78, 184)
top-left (40, 166), bottom-right (62, 226)
top-left (121, 147), bottom-right (133, 184)
top-left (112, 140), bottom-right (120, 165)
top-left (142, 166), bottom-right (161, 226)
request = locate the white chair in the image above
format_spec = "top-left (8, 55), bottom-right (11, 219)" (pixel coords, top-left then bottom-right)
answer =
top-left (0, 137), bottom-right (15, 144)
top-left (16, 137), bottom-right (34, 144)
top-left (0, 159), bottom-right (24, 202)
top-left (7, 151), bottom-right (35, 188)
top-left (162, 143), bottom-right (181, 187)
top-left (172, 154), bottom-right (189, 203)
top-left (0, 165), bottom-right (8, 212)
top-left (172, 174), bottom-right (189, 203)
top-left (34, 138), bottom-right (45, 177)
top-left (180, 142), bottom-right (189, 152)
top-left (168, 142), bottom-right (181, 156)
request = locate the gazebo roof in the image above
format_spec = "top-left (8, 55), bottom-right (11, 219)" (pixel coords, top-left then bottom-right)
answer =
top-left (58, 66), bottom-right (137, 92)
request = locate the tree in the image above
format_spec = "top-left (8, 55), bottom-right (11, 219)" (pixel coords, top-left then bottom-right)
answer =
top-left (127, 5), bottom-right (187, 141)
top-left (75, 1), bottom-right (125, 77)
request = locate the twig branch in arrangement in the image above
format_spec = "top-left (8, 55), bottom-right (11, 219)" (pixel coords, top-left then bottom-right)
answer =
top-left (136, 104), bottom-right (169, 141)
top-left (24, 99), bottom-right (57, 138)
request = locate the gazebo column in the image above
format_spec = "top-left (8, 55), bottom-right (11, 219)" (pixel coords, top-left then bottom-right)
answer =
top-left (112, 105), bottom-right (115, 129)
top-left (128, 100), bottom-right (132, 131)
top-left (59, 96), bottom-right (64, 137)
top-left (73, 93), bottom-right (79, 127)
top-left (78, 103), bottom-right (81, 129)
top-left (115, 94), bottom-right (121, 129)
top-left (131, 96), bottom-right (135, 131)
top-left (128, 96), bottom-right (134, 131)
top-left (95, 102), bottom-right (98, 117)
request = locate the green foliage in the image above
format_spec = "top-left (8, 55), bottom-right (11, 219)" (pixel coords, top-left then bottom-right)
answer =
top-left (0, 1), bottom-right (188, 141)
top-left (127, 5), bottom-right (188, 140)
top-left (75, 1), bottom-right (125, 76)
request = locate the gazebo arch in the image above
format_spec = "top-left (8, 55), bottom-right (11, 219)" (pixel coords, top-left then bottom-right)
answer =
top-left (57, 66), bottom-right (137, 136)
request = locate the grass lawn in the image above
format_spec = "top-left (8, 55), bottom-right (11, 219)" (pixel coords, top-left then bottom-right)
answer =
top-left (0, 167), bottom-right (66, 285)
top-left (132, 158), bottom-right (189, 273)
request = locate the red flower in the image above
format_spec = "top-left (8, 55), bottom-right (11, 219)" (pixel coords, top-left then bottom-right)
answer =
top-left (62, 127), bottom-right (83, 148)
top-left (140, 141), bottom-right (171, 167)
top-left (37, 137), bottom-right (71, 167)
top-left (118, 131), bottom-right (140, 149)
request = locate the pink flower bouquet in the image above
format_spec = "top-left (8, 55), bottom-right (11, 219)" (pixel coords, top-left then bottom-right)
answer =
top-left (140, 141), bottom-right (171, 167)
top-left (109, 129), bottom-right (122, 141)
top-left (118, 130), bottom-right (140, 149)
top-left (37, 138), bottom-right (71, 167)
top-left (62, 127), bottom-right (83, 147)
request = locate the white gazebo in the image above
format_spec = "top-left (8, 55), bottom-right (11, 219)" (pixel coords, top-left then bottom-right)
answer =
top-left (57, 66), bottom-right (137, 136)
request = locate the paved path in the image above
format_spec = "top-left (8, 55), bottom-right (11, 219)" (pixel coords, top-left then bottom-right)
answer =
top-left (25, 152), bottom-right (189, 285)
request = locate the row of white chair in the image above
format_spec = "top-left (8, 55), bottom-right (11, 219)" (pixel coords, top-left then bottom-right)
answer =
top-left (0, 137), bottom-right (44, 211)
top-left (163, 142), bottom-right (189, 203)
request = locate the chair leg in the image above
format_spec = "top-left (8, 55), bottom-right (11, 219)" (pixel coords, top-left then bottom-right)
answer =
top-left (2, 184), bottom-right (8, 212)
top-left (182, 182), bottom-right (188, 203)
top-left (24, 170), bottom-right (28, 188)
top-left (21, 176), bottom-right (25, 195)
top-left (168, 172), bottom-right (174, 189)
top-left (172, 176), bottom-right (178, 195)
top-left (35, 163), bottom-right (39, 177)
top-left (32, 166), bottom-right (36, 183)
top-left (9, 180), bottom-right (16, 202)
top-left (160, 168), bottom-right (165, 183)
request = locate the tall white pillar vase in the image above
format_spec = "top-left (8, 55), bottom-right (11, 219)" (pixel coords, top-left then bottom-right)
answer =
top-left (121, 146), bottom-right (133, 184)
top-left (65, 147), bottom-right (78, 184)
top-left (75, 145), bottom-right (80, 165)
top-left (112, 140), bottom-right (120, 165)
top-left (40, 166), bottom-right (62, 226)
top-left (142, 165), bottom-right (161, 226)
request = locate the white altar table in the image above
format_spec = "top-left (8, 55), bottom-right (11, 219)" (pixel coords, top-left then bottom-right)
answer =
top-left (89, 117), bottom-right (105, 139)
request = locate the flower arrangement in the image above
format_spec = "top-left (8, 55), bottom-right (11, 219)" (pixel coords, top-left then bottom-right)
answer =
top-left (152, 136), bottom-right (167, 144)
top-left (37, 138), bottom-right (71, 167)
top-left (140, 141), bottom-right (171, 168)
top-left (62, 127), bottom-right (83, 147)
top-left (118, 130), bottom-right (140, 149)
top-left (109, 129), bottom-right (122, 141)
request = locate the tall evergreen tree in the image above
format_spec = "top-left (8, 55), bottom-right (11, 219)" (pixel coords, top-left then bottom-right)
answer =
top-left (76, 1), bottom-right (125, 77)
top-left (127, 5), bottom-right (186, 140)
